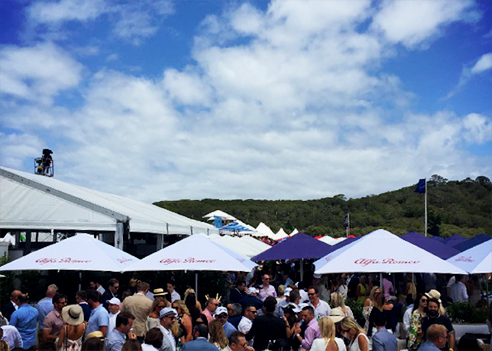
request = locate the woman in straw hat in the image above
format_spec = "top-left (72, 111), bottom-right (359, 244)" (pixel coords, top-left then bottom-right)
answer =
top-left (311, 316), bottom-right (347, 351)
top-left (57, 304), bottom-right (85, 351)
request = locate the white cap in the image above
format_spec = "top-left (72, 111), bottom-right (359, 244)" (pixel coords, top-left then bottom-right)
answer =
top-left (215, 306), bottom-right (228, 316)
top-left (107, 297), bottom-right (120, 305)
top-left (248, 287), bottom-right (258, 294)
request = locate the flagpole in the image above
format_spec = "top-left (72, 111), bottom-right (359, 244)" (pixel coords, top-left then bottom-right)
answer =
top-left (346, 213), bottom-right (350, 237)
top-left (425, 178), bottom-right (428, 237)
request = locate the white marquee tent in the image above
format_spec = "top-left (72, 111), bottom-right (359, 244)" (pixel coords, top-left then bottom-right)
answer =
top-left (255, 222), bottom-right (276, 240)
top-left (275, 228), bottom-right (289, 240)
top-left (0, 167), bottom-right (218, 249)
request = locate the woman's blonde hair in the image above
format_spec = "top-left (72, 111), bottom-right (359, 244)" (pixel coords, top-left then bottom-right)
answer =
top-left (331, 292), bottom-right (346, 311)
top-left (340, 317), bottom-right (365, 337)
top-left (209, 320), bottom-right (228, 349)
top-left (318, 317), bottom-right (336, 341)
top-left (173, 300), bottom-right (190, 316)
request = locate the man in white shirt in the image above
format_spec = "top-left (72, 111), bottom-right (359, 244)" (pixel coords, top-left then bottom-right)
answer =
top-left (166, 282), bottom-right (181, 303)
top-left (307, 287), bottom-right (330, 318)
top-left (107, 298), bottom-right (121, 335)
top-left (449, 275), bottom-right (469, 303)
top-left (238, 305), bottom-right (257, 333)
top-left (159, 307), bottom-right (177, 351)
top-left (1, 325), bottom-right (23, 349)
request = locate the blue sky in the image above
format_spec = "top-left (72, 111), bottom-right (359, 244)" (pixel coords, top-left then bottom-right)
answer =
top-left (0, 0), bottom-right (491, 202)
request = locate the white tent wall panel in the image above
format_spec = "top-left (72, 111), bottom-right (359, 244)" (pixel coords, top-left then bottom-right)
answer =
top-left (1, 180), bottom-right (116, 231)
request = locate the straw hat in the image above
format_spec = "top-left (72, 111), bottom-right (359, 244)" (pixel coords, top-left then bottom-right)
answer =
top-left (153, 288), bottom-right (168, 297)
top-left (425, 289), bottom-right (442, 303)
top-left (61, 305), bottom-right (84, 325)
top-left (87, 331), bottom-right (104, 339)
top-left (328, 307), bottom-right (345, 323)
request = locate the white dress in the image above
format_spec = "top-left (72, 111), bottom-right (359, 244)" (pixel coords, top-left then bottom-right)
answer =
top-left (311, 337), bottom-right (347, 351)
top-left (349, 333), bottom-right (369, 351)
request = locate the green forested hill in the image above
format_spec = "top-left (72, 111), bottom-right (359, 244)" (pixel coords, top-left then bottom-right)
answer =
top-left (154, 175), bottom-right (492, 238)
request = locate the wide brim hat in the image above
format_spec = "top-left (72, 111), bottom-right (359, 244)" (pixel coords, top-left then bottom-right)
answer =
top-left (328, 307), bottom-right (345, 323)
top-left (62, 304), bottom-right (84, 325)
top-left (425, 289), bottom-right (441, 301)
top-left (153, 288), bottom-right (168, 297)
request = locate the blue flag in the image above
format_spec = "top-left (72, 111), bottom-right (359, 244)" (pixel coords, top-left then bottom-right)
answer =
top-left (415, 179), bottom-right (426, 193)
top-left (343, 214), bottom-right (349, 229)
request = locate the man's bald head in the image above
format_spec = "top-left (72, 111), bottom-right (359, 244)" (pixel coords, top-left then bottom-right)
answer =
top-left (11, 290), bottom-right (21, 302)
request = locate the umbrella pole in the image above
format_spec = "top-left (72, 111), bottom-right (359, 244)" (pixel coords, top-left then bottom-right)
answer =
top-left (79, 271), bottom-right (82, 291)
top-left (195, 272), bottom-right (198, 297)
top-left (300, 259), bottom-right (304, 282)
top-left (486, 274), bottom-right (490, 308)
top-left (380, 273), bottom-right (383, 293)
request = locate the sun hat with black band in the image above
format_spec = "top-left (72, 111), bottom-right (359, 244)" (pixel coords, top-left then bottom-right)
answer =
top-left (61, 304), bottom-right (84, 325)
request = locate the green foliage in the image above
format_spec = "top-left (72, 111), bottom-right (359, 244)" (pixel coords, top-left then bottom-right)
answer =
top-left (154, 176), bottom-right (492, 237)
top-left (345, 299), bottom-right (363, 321)
top-left (446, 302), bottom-right (488, 323)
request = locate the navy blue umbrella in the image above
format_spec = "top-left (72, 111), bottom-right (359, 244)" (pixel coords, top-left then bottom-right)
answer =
top-left (402, 232), bottom-right (459, 260)
top-left (453, 234), bottom-right (492, 252)
top-left (251, 232), bottom-right (332, 261)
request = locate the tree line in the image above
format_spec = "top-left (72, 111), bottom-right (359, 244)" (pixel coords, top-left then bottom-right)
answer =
top-left (154, 175), bottom-right (491, 238)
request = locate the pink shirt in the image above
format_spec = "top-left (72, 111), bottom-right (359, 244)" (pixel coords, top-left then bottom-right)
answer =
top-left (259, 285), bottom-right (277, 301)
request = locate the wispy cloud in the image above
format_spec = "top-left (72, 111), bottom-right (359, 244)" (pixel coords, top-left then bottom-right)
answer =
top-left (445, 52), bottom-right (492, 99)
top-left (26, 0), bottom-right (174, 45)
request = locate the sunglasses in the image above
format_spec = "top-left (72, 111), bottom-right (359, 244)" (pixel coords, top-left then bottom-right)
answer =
top-left (217, 314), bottom-right (228, 319)
top-left (113, 286), bottom-right (120, 289)
top-left (308, 293), bottom-right (316, 296)
top-left (247, 310), bottom-right (257, 314)
top-left (421, 298), bottom-right (428, 302)
top-left (165, 316), bottom-right (176, 320)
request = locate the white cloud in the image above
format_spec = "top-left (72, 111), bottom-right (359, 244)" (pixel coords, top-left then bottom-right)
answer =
top-left (1, 1), bottom-right (490, 203)
top-left (471, 52), bottom-right (492, 74)
top-left (372, 0), bottom-right (476, 48)
top-left (445, 52), bottom-right (492, 99)
top-left (0, 42), bottom-right (83, 105)
top-left (26, 0), bottom-right (174, 45)
top-left (462, 113), bottom-right (492, 144)
top-left (28, 0), bottom-right (107, 23)
top-left (0, 132), bottom-right (44, 170)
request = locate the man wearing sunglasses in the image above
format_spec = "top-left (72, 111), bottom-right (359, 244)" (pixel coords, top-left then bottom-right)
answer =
top-left (101, 279), bottom-right (119, 310)
top-left (159, 307), bottom-right (178, 351)
top-left (238, 306), bottom-right (257, 333)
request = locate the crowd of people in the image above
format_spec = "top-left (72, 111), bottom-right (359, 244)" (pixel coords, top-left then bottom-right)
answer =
top-left (0, 270), bottom-right (490, 351)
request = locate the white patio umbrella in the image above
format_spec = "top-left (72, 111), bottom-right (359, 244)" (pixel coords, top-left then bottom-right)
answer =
top-left (0, 234), bottom-right (138, 272)
top-left (123, 234), bottom-right (256, 272)
top-left (446, 240), bottom-right (492, 274)
top-left (314, 229), bottom-right (468, 274)
top-left (123, 234), bottom-right (256, 296)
